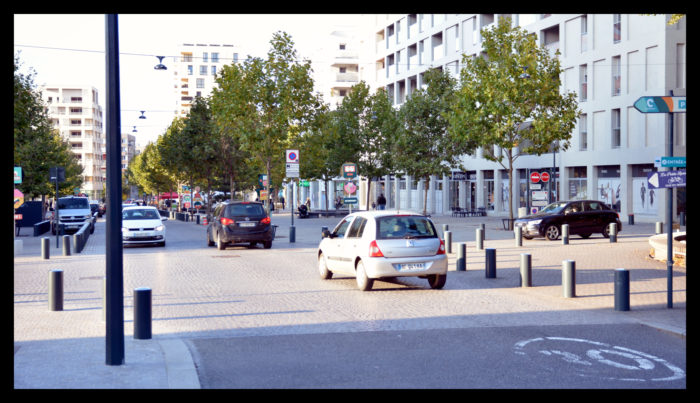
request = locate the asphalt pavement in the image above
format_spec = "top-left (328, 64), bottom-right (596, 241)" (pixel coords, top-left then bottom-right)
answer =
top-left (13, 210), bottom-right (686, 389)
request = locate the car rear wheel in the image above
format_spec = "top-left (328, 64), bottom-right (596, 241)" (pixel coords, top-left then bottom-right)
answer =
top-left (355, 260), bottom-right (374, 291)
top-left (207, 229), bottom-right (215, 246)
top-left (545, 225), bottom-right (560, 240)
top-left (427, 274), bottom-right (446, 289)
top-left (216, 231), bottom-right (227, 250)
top-left (318, 253), bottom-right (332, 280)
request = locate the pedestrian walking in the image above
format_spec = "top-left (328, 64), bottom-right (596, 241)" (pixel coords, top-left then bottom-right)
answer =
top-left (377, 194), bottom-right (386, 210)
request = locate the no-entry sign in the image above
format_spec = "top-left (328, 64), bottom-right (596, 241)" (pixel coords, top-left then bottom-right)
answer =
top-left (530, 172), bottom-right (540, 183)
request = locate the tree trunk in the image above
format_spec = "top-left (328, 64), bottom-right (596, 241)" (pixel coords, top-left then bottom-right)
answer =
top-left (423, 177), bottom-right (429, 216)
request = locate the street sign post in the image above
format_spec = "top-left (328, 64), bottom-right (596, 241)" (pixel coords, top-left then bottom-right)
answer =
top-left (633, 96), bottom-right (686, 114)
top-left (647, 170), bottom-right (686, 189)
top-left (634, 92), bottom-right (686, 308)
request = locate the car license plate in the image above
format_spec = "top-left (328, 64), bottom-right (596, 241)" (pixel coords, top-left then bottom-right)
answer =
top-left (396, 263), bottom-right (425, 272)
top-left (135, 231), bottom-right (153, 237)
top-left (239, 222), bottom-right (256, 227)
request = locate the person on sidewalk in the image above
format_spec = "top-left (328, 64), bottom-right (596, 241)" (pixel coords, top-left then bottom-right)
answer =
top-left (377, 194), bottom-right (386, 210)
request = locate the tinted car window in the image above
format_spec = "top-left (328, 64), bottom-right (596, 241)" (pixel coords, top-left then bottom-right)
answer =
top-left (564, 202), bottom-right (584, 214)
top-left (347, 217), bottom-right (368, 238)
top-left (585, 201), bottom-right (604, 211)
top-left (226, 203), bottom-right (265, 217)
top-left (376, 216), bottom-right (437, 239)
top-left (58, 198), bottom-right (89, 209)
top-left (333, 217), bottom-right (354, 239)
top-left (123, 209), bottom-right (160, 220)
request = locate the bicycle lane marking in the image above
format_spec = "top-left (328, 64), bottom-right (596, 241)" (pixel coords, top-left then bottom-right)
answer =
top-left (513, 336), bottom-right (685, 382)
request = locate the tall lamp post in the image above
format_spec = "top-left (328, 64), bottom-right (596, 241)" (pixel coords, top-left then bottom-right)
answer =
top-left (105, 14), bottom-right (124, 366)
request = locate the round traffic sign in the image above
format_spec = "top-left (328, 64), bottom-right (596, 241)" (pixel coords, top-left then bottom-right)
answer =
top-left (530, 172), bottom-right (540, 183)
top-left (541, 172), bottom-right (550, 182)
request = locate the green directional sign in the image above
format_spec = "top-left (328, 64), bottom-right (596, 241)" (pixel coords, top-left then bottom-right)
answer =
top-left (634, 96), bottom-right (686, 113)
top-left (659, 156), bottom-right (686, 168)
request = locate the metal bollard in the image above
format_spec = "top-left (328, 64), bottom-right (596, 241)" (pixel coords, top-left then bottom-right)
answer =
top-left (679, 212), bottom-right (685, 226)
top-left (628, 214), bottom-right (634, 225)
top-left (520, 253), bottom-right (532, 287)
top-left (480, 223), bottom-right (486, 241)
top-left (73, 233), bottom-right (80, 254)
top-left (485, 248), bottom-right (496, 278)
top-left (562, 260), bottom-right (576, 298)
top-left (445, 231), bottom-right (452, 254)
top-left (456, 243), bottom-right (466, 271)
top-left (655, 222), bottom-right (663, 234)
top-left (562, 224), bottom-right (569, 245)
top-left (443, 224), bottom-right (449, 234)
top-left (289, 225), bottom-right (296, 243)
top-left (62, 235), bottom-right (71, 256)
top-left (49, 269), bottom-right (63, 311)
top-left (41, 237), bottom-right (50, 259)
top-left (515, 226), bottom-right (522, 247)
top-left (476, 228), bottom-right (483, 250)
top-left (614, 269), bottom-right (630, 311)
top-left (609, 222), bottom-right (617, 243)
top-left (133, 287), bottom-right (152, 340)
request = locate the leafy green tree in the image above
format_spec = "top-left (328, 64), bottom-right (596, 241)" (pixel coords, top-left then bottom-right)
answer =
top-left (14, 54), bottom-right (82, 202)
top-left (212, 31), bottom-right (318, 212)
top-left (449, 17), bottom-right (579, 222)
top-left (397, 68), bottom-right (471, 215)
top-left (334, 82), bottom-right (398, 209)
top-left (127, 141), bottom-right (175, 205)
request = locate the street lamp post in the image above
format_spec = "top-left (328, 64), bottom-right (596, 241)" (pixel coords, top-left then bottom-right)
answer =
top-left (105, 14), bottom-right (124, 366)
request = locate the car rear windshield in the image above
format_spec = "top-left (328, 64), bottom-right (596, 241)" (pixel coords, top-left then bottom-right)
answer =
top-left (58, 198), bottom-right (89, 209)
top-left (226, 203), bottom-right (266, 217)
top-left (376, 216), bottom-right (437, 239)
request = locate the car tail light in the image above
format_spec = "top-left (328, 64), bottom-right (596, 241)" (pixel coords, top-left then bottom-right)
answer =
top-left (260, 216), bottom-right (271, 225)
top-left (220, 217), bottom-right (235, 226)
top-left (369, 240), bottom-right (384, 257)
top-left (436, 239), bottom-right (446, 255)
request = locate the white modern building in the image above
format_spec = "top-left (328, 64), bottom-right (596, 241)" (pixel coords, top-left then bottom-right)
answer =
top-left (172, 42), bottom-right (248, 118)
top-left (346, 13), bottom-right (685, 223)
top-left (41, 85), bottom-right (105, 200)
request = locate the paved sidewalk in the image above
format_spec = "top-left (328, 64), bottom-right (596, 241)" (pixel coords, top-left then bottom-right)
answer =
top-left (14, 213), bottom-right (685, 389)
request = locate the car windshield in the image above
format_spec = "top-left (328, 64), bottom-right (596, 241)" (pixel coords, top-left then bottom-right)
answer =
top-left (58, 198), bottom-right (88, 209)
top-left (539, 201), bottom-right (568, 214)
top-left (376, 216), bottom-right (437, 239)
top-left (226, 203), bottom-right (265, 217)
top-left (123, 209), bottom-right (161, 220)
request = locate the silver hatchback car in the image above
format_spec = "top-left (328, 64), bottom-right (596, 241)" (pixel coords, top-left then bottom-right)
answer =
top-left (317, 211), bottom-right (447, 291)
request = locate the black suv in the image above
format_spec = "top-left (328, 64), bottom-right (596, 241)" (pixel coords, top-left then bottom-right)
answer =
top-left (207, 201), bottom-right (275, 249)
top-left (514, 200), bottom-right (622, 241)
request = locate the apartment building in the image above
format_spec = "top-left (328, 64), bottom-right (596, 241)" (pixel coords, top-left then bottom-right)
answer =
top-left (172, 43), bottom-right (247, 118)
top-left (41, 85), bottom-right (105, 200)
top-left (361, 13), bottom-right (685, 223)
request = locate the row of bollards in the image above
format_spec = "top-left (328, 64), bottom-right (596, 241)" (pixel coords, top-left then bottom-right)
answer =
top-left (49, 271), bottom-right (153, 338)
top-left (442, 223), bottom-right (631, 311)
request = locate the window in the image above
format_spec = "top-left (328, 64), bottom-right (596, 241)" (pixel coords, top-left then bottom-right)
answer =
top-left (611, 109), bottom-right (621, 148)
top-left (187, 65), bottom-right (193, 75)
top-left (579, 114), bottom-right (588, 151)
top-left (581, 15), bottom-right (588, 52)
top-left (332, 216), bottom-right (353, 239)
top-left (339, 67), bottom-right (347, 73)
top-left (612, 56), bottom-right (621, 96)
top-left (233, 53), bottom-right (239, 63)
top-left (196, 78), bottom-right (205, 89)
top-left (211, 52), bottom-right (219, 63)
top-left (579, 64), bottom-right (588, 101)
top-left (339, 43), bottom-right (346, 50)
top-left (613, 14), bottom-right (621, 43)
top-left (211, 65), bottom-right (217, 76)
top-left (199, 65), bottom-right (207, 75)
top-left (346, 217), bottom-right (367, 238)
top-left (202, 52), bottom-right (208, 62)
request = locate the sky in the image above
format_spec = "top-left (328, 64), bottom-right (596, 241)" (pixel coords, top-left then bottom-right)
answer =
top-left (14, 14), bottom-right (369, 147)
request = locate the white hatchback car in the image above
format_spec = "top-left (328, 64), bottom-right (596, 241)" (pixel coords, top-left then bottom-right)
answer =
top-left (122, 206), bottom-right (167, 246)
top-left (318, 211), bottom-right (447, 291)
